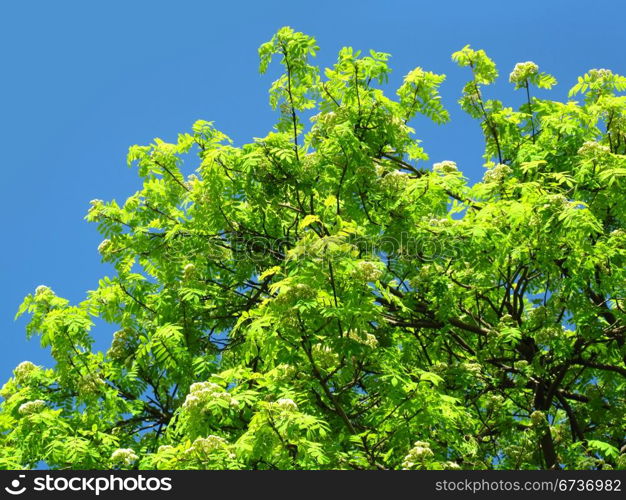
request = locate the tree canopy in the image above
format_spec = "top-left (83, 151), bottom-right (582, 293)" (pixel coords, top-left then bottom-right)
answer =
top-left (2, 27), bottom-right (626, 470)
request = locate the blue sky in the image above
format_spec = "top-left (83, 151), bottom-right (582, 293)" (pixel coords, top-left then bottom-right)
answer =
top-left (1, 0), bottom-right (625, 384)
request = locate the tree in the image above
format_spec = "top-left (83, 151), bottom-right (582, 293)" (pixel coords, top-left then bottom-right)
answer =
top-left (2, 27), bottom-right (626, 471)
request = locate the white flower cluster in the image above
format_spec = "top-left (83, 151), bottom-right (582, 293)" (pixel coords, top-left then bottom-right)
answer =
top-left (34, 285), bottom-right (55, 303)
top-left (274, 398), bottom-right (298, 413)
top-left (111, 448), bottom-right (139, 466)
top-left (483, 163), bottom-right (512, 183)
top-left (577, 141), bottom-right (610, 157)
top-left (485, 393), bottom-right (504, 408)
top-left (185, 174), bottom-right (199, 190)
top-left (363, 334), bottom-right (378, 348)
top-left (509, 61), bottom-right (539, 84)
top-left (500, 314), bottom-right (515, 325)
top-left (378, 170), bottom-right (408, 190)
top-left (433, 160), bottom-right (458, 175)
top-left (460, 362), bottom-right (482, 376)
top-left (301, 153), bottom-right (318, 174)
top-left (182, 381), bottom-right (240, 412)
top-left (276, 283), bottom-right (317, 305)
top-left (347, 330), bottom-right (378, 348)
top-left (402, 441), bottom-right (434, 469)
top-left (534, 326), bottom-right (565, 344)
top-left (18, 399), bottom-right (47, 416)
top-left (157, 445), bottom-right (174, 454)
top-left (311, 344), bottom-right (339, 369)
top-left (353, 261), bottom-right (383, 282)
top-left (427, 217), bottom-right (451, 227)
top-left (609, 229), bottom-right (626, 250)
top-left (185, 435), bottom-right (227, 457)
top-left (542, 193), bottom-right (568, 210)
top-left (587, 68), bottom-right (613, 81)
top-left (528, 305), bottom-right (547, 322)
top-left (183, 263), bottom-right (196, 280)
top-left (530, 410), bottom-right (546, 427)
top-left (14, 361), bottom-right (39, 383)
top-left (107, 329), bottom-right (134, 360)
top-left (98, 239), bottom-right (112, 255)
top-left (77, 374), bottom-right (105, 396)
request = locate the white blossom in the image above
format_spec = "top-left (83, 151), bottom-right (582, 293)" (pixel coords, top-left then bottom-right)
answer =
top-left (427, 217), bottom-right (451, 227)
top-left (111, 448), bottom-right (138, 466)
top-left (190, 435), bottom-right (226, 455)
top-left (542, 193), bottom-right (568, 210)
top-left (483, 163), bottom-right (512, 183)
top-left (530, 410), bottom-right (546, 427)
top-left (509, 61), bottom-right (539, 84)
top-left (587, 68), bottom-right (613, 81)
top-left (577, 141), bottom-right (610, 156)
top-left (14, 361), bottom-right (38, 383)
top-left (34, 285), bottom-right (52, 297)
top-left (433, 160), bottom-right (458, 174)
top-left (98, 239), bottom-right (112, 255)
top-left (347, 330), bottom-right (378, 348)
top-left (312, 344), bottom-right (339, 369)
top-left (18, 400), bottom-right (47, 415)
top-left (402, 441), bottom-right (434, 469)
top-left (107, 329), bottom-right (134, 360)
top-left (535, 326), bottom-right (565, 344)
top-left (185, 174), bottom-right (199, 190)
top-left (182, 381), bottom-right (239, 411)
top-left (77, 374), bottom-right (104, 395)
top-left (183, 263), bottom-right (196, 280)
top-left (353, 261), bottom-right (383, 282)
top-left (364, 334), bottom-right (378, 348)
top-left (486, 394), bottom-right (504, 408)
top-left (277, 283), bottom-right (317, 304)
top-left (460, 362), bottom-right (482, 376)
top-left (379, 170), bottom-right (408, 190)
top-left (275, 398), bottom-right (298, 413)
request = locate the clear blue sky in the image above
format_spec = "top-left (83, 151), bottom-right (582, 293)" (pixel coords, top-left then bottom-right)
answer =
top-left (1, 0), bottom-right (625, 384)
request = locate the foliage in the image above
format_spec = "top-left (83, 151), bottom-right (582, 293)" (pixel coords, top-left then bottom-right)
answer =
top-left (2, 26), bottom-right (626, 470)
